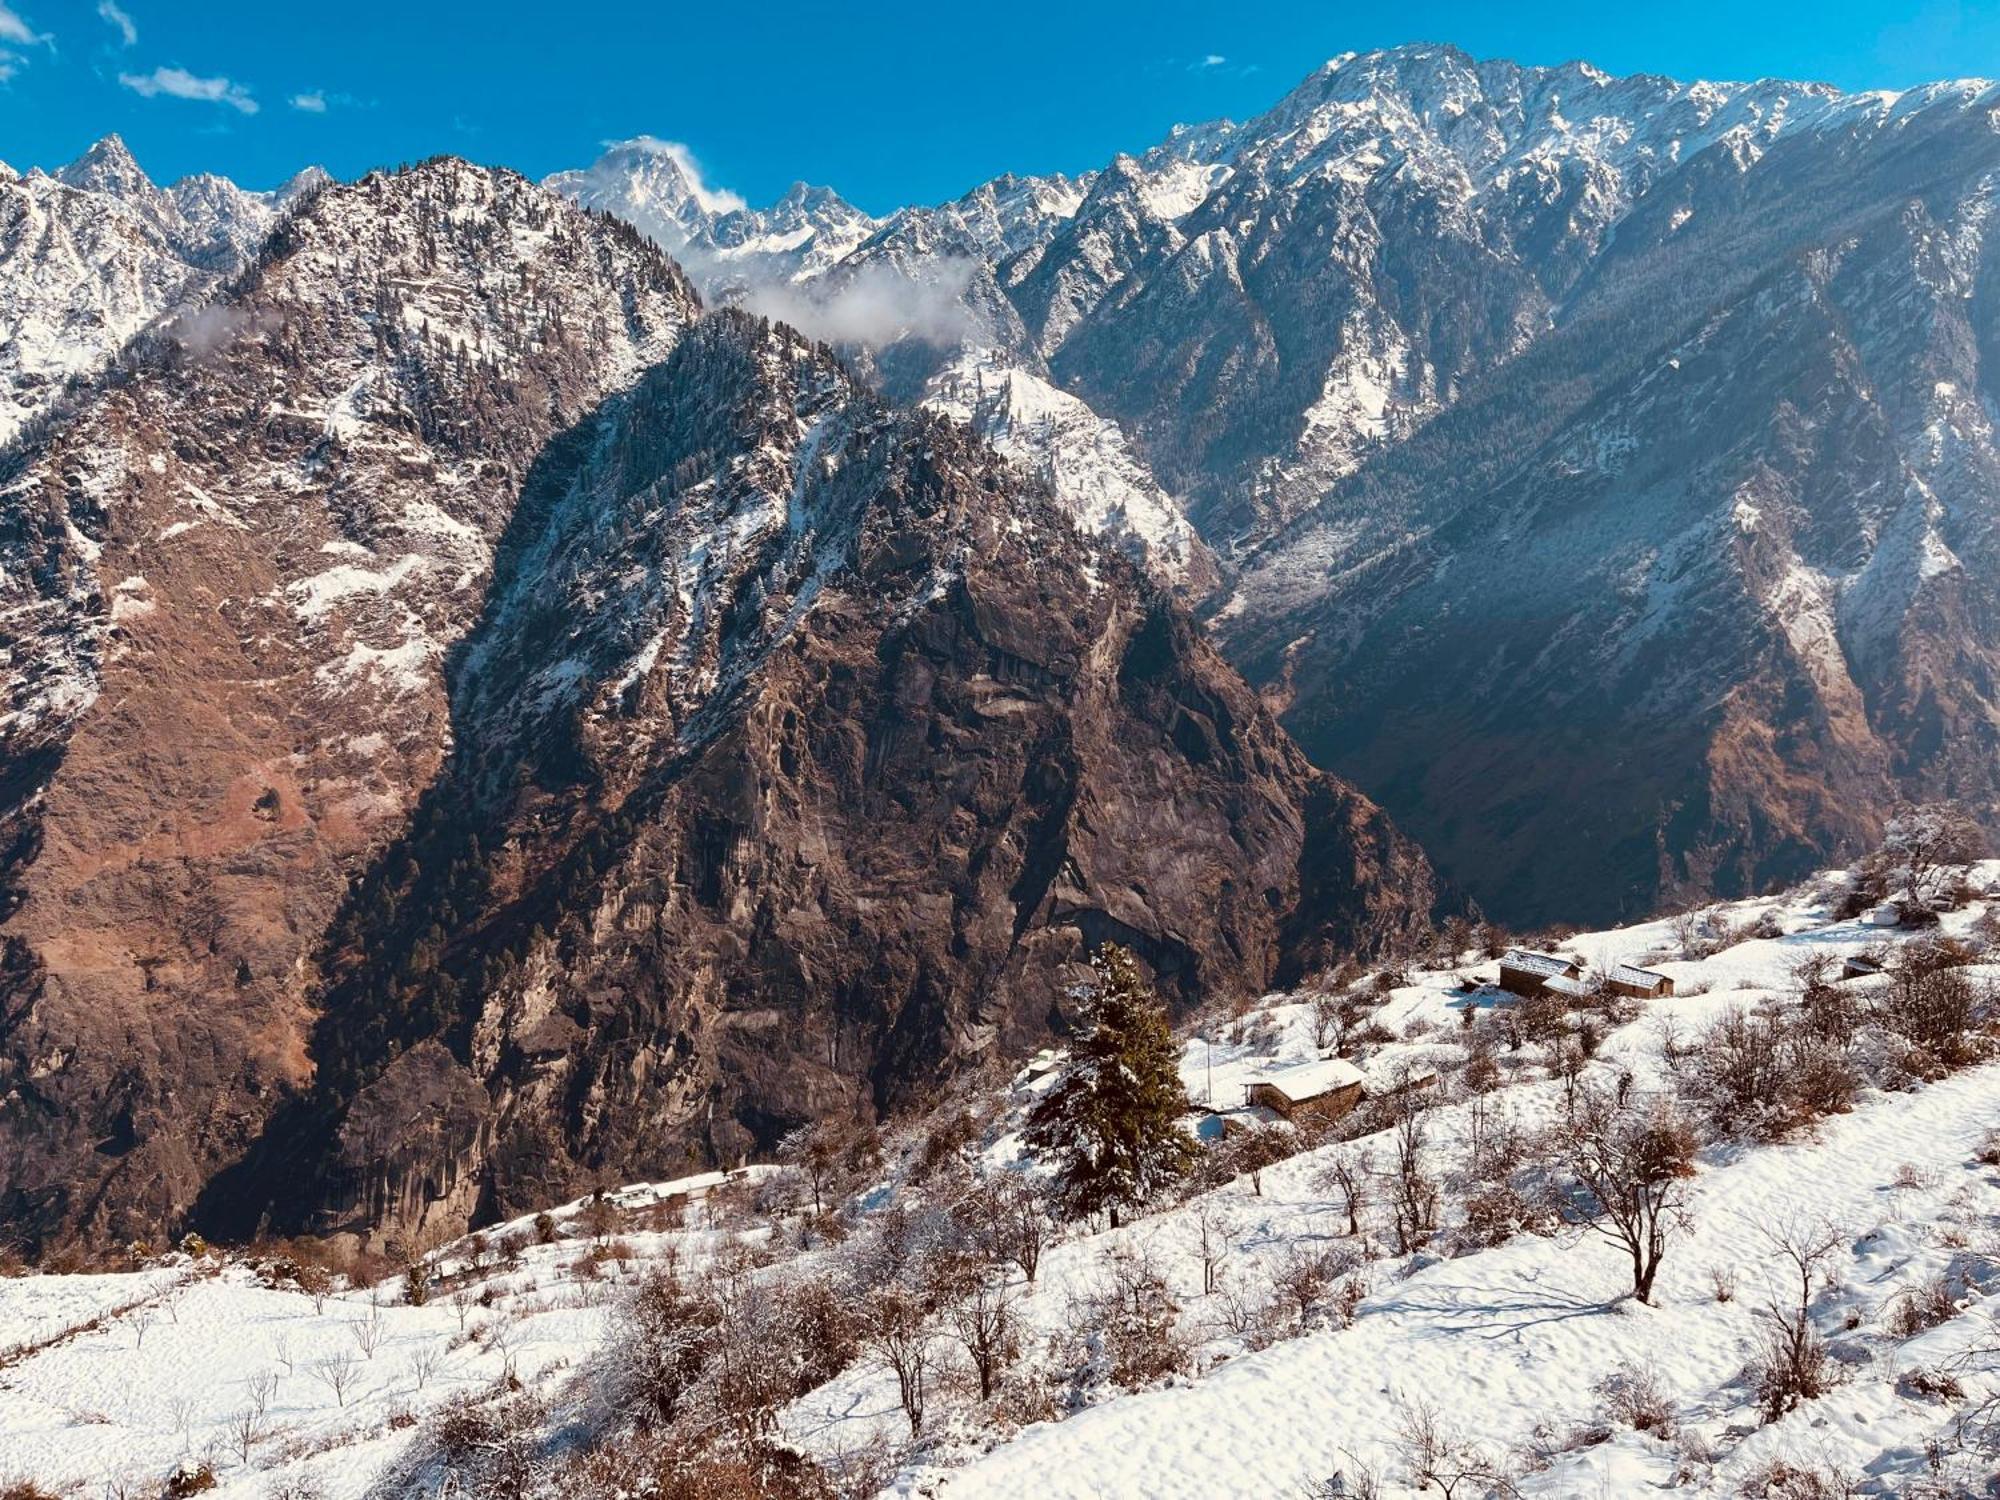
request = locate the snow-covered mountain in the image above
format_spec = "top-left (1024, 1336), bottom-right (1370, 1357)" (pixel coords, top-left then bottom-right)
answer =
top-left (544, 138), bottom-right (879, 292)
top-left (552, 46), bottom-right (2000, 926)
top-left (0, 135), bottom-right (319, 447)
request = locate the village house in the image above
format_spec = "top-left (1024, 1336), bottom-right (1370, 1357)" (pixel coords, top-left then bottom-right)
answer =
top-left (1497, 948), bottom-right (1583, 997)
top-left (1243, 1056), bottom-right (1366, 1127)
top-left (1606, 963), bottom-right (1674, 1000)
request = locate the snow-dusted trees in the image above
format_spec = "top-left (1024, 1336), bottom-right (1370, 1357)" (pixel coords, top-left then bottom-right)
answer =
top-left (947, 1277), bottom-right (1018, 1402)
top-left (1878, 802), bottom-right (1985, 910)
top-left (776, 1118), bottom-right (851, 1219)
top-left (614, 1262), bottom-right (715, 1423)
top-left (1560, 1090), bottom-right (1699, 1304)
top-left (1025, 945), bottom-right (1195, 1227)
top-left (859, 1283), bottom-right (936, 1436)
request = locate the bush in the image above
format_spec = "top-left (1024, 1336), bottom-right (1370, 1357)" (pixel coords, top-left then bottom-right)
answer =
top-left (1593, 1364), bottom-right (1676, 1438)
top-left (532, 1212), bottom-right (557, 1245)
top-left (1750, 1310), bottom-right (1839, 1423)
top-left (1885, 1274), bottom-right (1956, 1337)
top-left (164, 1463), bottom-right (217, 1497)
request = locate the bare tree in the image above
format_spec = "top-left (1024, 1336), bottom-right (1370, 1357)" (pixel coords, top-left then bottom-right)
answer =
top-left (1393, 1392), bottom-right (1518, 1498)
top-left (1321, 1151), bottom-right (1372, 1239)
top-left (1388, 1096), bottom-right (1440, 1254)
top-left (1750, 1214), bottom-right (1844, 1422)
top-left (860, 1284), bottom-right (935, 1436)
top-left (1879, 802), bottom-right (1984, 910)
top-left (1561, 1091), bottom-right (1700, 1304)
top-left (313, 1350), bottom-right (360, 1407)
top-left (947, 1278), bottom-right (1017, 1403)
top-left (1193, 1203), bottom-right (1235, 1296)
top-left (778, 1119), bottom-right (850, 1219)
top-left (998, 1176), bottom-right (1048, 1285)
top-left (245, 1370), bottom-right (277, 1423)
top-left (411, 1345), bottom-right (442, 1392)
top-left (229, 1405), bottom-right (262, 1464)
top-left (350, 1307), bottom-right (384, 1359)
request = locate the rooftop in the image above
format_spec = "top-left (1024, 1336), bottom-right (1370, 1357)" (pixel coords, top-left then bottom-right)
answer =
top-left (1499, 948), bottom-right (1577, 978)
top-left (1246, 1055), bottom-right (1366, 1101)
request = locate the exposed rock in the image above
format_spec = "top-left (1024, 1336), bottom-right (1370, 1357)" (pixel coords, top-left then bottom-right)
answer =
top-left (223, 312), bottom-right (1435, 1244)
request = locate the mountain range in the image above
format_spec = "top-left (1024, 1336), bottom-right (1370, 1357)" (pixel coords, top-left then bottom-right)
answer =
top-left (3, 43), bottom-right (1999, 1247)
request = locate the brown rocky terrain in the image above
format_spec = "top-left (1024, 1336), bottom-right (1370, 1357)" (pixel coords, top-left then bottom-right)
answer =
top-left (0, 166), bottom-right (1435, 1253)
top-left (0, 159), bottom-right (698, 1250)
top-left (213, 312), bottom-right (1436, 1247)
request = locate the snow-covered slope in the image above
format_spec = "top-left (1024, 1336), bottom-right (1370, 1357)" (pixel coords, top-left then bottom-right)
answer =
top-left (917, 346), bottom-right (1216, 593)
top-left (2, 865), bottom-right (1994, 1497)
top-left (0, 136), bottom-right (315, 447)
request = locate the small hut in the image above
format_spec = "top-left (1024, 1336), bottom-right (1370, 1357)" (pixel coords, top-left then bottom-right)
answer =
top-left (1606, 964), bottom-right (1674, 1000)
top-left (1243, 1057), bottom-right (1366, 1127)
top-left (1497, 948), bottom-right (1583, 997)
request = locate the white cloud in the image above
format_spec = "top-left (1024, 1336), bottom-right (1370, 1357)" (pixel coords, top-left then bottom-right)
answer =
top-left (739, 257), bottom-right (982, 349)
top-left (290, 90), bottom-right (325, 112)
top-left (608, 136), bottom-right (747, 215)
top-left (0, 3), bottom-right (46, 48)
top-left (97, 0), bottom-right (136, 46)
top-left (1198, 54), bottom-right (1226, 68)
top-left (0, 48), bottom-right (19, 82)
top-left (119, 65), bottom-right (258, 114)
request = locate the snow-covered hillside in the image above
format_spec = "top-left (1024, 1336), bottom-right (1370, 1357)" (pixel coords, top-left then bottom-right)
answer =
top-left (0, 136), bottom-right (317, 447)
top-left (2, 863), bottom-right (1996, 1497)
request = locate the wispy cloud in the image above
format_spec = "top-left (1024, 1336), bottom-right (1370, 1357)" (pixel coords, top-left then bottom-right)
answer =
top-left (97, 0), bottom-right (136, 46)
top-left (290, 89), bottom-right (325, 112)
top-left (119, 64), bottom-right (258, 114)
top-left (0, 3), bottom-right (47, 47)
top-left (0, 2), bottom-right (51, 82)
top-left (1196, 53), bottom-right (1227, 68)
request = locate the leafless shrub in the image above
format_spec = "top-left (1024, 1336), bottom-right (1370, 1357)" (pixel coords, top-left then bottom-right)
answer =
top-left (1886, 1273), bottom-right (1958, 1338)
top-left (1594, 1363), bottom-right (1677, 1438)
top-left (1267, 1243), bottom-right (1350, 1329)
top-left (1067, 1244), bottom-right (1187, 1391)
top-left (1393, 1392), bottom-right (1520, 1498)
top-left (1741, 1456), bottom-right (1861, 1499)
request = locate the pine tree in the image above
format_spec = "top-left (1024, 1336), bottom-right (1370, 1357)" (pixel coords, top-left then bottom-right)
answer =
top-left (1025, 945), bottom-right (1196, 1226)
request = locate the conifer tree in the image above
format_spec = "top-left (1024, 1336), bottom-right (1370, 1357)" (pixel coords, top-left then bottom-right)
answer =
top-left (1025, 944), bottom-right (1196, 1226)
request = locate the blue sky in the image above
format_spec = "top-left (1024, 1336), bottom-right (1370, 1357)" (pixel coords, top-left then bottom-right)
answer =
top-left (3, 1), bottom-right (2000, 210)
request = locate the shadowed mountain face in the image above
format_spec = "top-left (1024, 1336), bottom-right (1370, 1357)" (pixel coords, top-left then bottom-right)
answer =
top-left (1219, 76), bottom-right (2000, 925)
top-left (0, 160), bottom-right (1434, 1251)
top-left (213, 312), bottom-right (1435, 1246)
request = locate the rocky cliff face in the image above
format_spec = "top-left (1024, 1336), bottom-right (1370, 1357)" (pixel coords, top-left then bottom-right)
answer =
top-left (210, 312), bottom-right (1434, 1246)
top-left (0, 158), bottom-right (699, 1249)
top-left (0, 159), bottom-right (1434, 1250)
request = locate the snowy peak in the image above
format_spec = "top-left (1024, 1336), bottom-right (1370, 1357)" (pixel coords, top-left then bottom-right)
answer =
top-left (546, 138), bottom-right (879, 290)
top-left (54, 133), bottom-right (158, 203)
